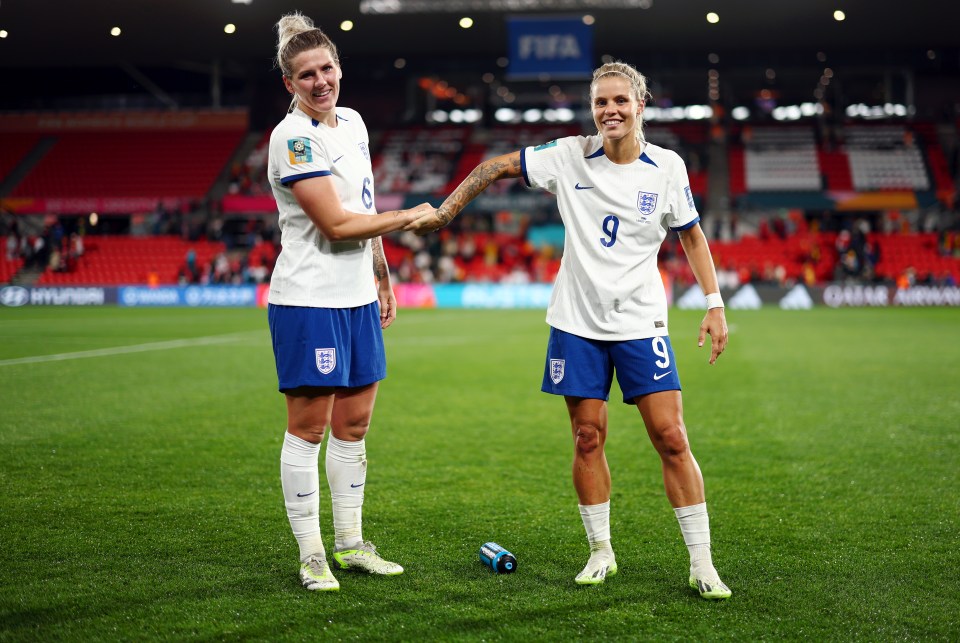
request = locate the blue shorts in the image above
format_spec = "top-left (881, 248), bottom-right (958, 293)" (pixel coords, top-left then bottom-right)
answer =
top-left (541, 327), bottom-right (682, 404)
top-left (268, 302), bottom-right (386, 392)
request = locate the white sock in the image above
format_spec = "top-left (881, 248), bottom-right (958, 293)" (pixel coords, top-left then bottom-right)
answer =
top-left (578, 501), bottom-right (612, 552)
top-left (326, 436), bottom-right (366, 551)
top-left (280, 432), bottom-right (325, 562)
top-left (674, 502), bottom-right (714, 572)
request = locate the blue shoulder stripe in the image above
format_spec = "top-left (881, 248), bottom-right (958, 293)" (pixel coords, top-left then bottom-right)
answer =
top-left (585, 147), bottom-right (605, 159)
top-left (310, 114), bottom-right (347, 126)
top-left (639, 152), bottom-right (658, 167)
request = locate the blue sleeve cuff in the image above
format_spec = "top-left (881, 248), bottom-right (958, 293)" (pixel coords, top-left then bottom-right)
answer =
top-left (280, 170), bottom-right (332, 186)
top-left (520, 148), bottom-right (530, 188)
top-left (669, 216), bottom-right (700, 232)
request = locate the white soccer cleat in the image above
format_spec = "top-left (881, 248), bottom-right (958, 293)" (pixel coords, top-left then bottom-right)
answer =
top-left (575, 549), bottom-right (618, 585)
top-left (689, 566), bottom-right (732, 600)
top-left (332, 541), bottom-right (404, 575)
top-left (299, 555), bottom-right (340, 591)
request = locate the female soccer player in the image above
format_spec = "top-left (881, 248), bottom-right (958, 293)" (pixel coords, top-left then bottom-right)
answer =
top-left (267, 12), bottom-right (431, 592)
top-left (408, 61), bottom-right (731, 599)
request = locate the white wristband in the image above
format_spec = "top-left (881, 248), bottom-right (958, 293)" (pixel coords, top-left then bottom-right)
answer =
top-left (705, 292), bottom-right (724, 310)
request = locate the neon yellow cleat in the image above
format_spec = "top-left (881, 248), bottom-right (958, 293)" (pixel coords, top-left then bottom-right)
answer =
top-left (689, 569), bottom-right (732, 600)
top-left (299, 555), bottom-right (340, 591)
top-left (333, 541), bottom-right (404, 575)
top-left (575, 550), bottom-right (618, 585)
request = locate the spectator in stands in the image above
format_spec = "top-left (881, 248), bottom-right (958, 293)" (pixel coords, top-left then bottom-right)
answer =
top-left (772, 216), bottom-right (787, 240)
top-left (838, 249), bottom-right (862, 281)
top-left (266, 11), bottom-right (431, 593)
top-left (5, 233), bottom-right (16, 261)
top-left (27, 234), bottom-right (47, 270)
top-left (862, 237), bottom-right (880, 281)
top-left (896, 266), bottom-right (917, 290)
top-left (757, 216), bottom-right (771, 241)
top-left (212, 253), bottom-right (231, 284)
top-left (48, 245), bottom-right (62, 273)
top-left (70, 233), bottom-right (84, 259)
top-left (408, 60), bottom-right (731, 600)
top-left (179, 248), bottom-right (200, 284)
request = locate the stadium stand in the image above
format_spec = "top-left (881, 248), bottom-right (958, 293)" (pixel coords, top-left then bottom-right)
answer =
top-left (1, 110), bottom-right (957, 290)
top-left (35, 235), bottom-right (224, 286)
top-left (743, 126), bottom-right (822, 192)
top-left (843, 125), bottom-right (930, 191)
top-left (817, 147), bottom-right (855, 191)
top-left (11, 131), bottom-right (246, 199)
top-left (0, 238), bottom-right (25, 283)
top-left (373, 126), bottom-right (469, 195)
top-left (0, 133), bottom-right (42, 186)
top-left (870, 232), bottom-right (960, 283)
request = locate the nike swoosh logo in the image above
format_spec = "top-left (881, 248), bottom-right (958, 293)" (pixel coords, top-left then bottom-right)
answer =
top-left (296, 490), bottom-right (317, 497)
top-left (653, 371), bottom-right (673, 381)
top-left (350, 483), bottom-right (364, 488)
top-left (575, 183), bottom-right (593, 190)
top-left (333, 155), bottom-right (344, 163)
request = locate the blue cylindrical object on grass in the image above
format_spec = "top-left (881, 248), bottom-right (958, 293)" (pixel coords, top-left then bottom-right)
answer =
top-left (479, 542), bottom-right (517, 574)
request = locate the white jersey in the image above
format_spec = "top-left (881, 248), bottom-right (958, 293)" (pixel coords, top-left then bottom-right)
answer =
top-left (267, 106), bottom-right (377, 308)
top-left (522, 135), bottom-right (699, 341)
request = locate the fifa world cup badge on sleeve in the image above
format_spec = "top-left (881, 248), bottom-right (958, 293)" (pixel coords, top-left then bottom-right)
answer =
top-left (288, 138), bottom-right (313, 164)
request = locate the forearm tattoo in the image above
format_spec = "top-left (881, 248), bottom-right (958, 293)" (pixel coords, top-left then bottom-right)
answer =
top-left (372, 236), bottom-right (388, 282)
top-left (437, 155), bottom-right (521, 225)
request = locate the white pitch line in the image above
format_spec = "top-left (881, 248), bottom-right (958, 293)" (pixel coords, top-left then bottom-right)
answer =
top-left (0, 332), bottom-right (255, 367)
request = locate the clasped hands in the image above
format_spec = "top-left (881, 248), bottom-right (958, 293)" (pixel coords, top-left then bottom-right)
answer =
top-left (401, 203), bottom-right (448, 235)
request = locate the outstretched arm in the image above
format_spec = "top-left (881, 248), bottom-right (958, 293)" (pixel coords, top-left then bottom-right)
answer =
top-left (678, 222), bottom-right (728, 364)
top-left (291, 176), bottom-right (432, 242)
top-left (406, 151), bottom-right (523, 234)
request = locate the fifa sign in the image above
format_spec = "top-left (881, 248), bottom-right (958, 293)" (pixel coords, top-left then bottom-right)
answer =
top-left (507, 17), bottom-right (593, 79)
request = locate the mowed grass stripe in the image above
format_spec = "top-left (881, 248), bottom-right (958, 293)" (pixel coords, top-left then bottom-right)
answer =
top-left (0, 332), bottom-right (259, 367)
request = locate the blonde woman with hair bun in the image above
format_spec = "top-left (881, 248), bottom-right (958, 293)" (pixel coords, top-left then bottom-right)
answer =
top-left (266, 11), bottom-right (432, 592)
top-left (408, 60), bottom-right (732, 600)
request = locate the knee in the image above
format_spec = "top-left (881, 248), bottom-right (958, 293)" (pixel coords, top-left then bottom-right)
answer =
top-left (289, 421), bottom-right (326, 444)
top-left (333, 414), bottom-right (372, 441)
top-left (653, 422), bottom-right (690, 460)
top-left (573, 422), bottom-right (604, 457)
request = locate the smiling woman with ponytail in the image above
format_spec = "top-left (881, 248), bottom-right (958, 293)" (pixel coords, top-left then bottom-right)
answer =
top-left (406, 59), bottom-right (732, 600)
top-left (264, 11), bottom-right (431, 593)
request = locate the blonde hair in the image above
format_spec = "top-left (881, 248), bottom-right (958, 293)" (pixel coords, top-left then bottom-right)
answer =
top-left (275, 12), bottom-right (339, 78)
top-left (590, 61), bottom-right (651, 143)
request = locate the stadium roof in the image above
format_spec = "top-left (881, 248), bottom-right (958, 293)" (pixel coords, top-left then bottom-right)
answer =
top-left (1, 0), bottom-right (957, 68)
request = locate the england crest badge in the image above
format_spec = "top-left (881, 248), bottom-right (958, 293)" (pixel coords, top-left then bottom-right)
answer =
top-left (315, 348), bottom-right (336, 374)
top-left (637, 191), bottom-right (658, 216)
top-left (550, 359), bottom-right (565, 384)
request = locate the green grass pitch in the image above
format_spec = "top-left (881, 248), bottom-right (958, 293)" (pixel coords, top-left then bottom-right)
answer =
top-left (1, 306), bottom-right (958, 641)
